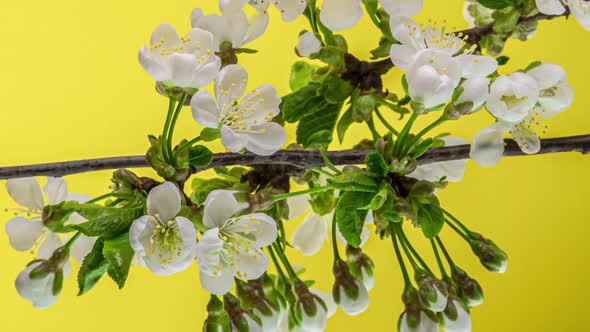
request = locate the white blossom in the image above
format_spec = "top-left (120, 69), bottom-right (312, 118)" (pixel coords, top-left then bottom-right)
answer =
top-left (536, 0), bottom-right (590, 31)
top-left (389, 17), bottom-right (497, 108)
top-left (320, 0), bottom-right (423, 31)
top-left (191, 64), bottom-right (286, 156)
top-left (191, 7), bottom-right (268, 51)
top-left (336, 279), bottom-right (370, 316)
top-left (471, 63), bottom-right (573, 167)
top-left (196, 190), bottom-right (277, 295)
top-left (129, 182), bottom-right (197, 276)
top-left (296, 32), bottom-right (322, 57)
top-left (138, 23), bottom-right (221, 88)
top-left (15, 261), bottom-right (65, 309)
top-left (5, 177), bottom-right (95, 264)
top-left (228, 0), bottom-right (307, 23)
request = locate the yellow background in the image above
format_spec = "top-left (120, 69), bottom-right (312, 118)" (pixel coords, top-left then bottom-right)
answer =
top-left (1, 1), bottom-right (589, 331)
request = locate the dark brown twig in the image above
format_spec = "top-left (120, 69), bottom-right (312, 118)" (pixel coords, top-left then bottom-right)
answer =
top-left (0, 135), bottom-right (588, 180)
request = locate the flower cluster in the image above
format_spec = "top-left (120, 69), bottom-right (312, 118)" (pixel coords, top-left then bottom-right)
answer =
top-left (3, 0), bottom-right (586, 331)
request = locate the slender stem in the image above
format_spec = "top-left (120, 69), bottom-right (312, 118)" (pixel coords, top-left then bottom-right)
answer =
top-left (389, 223), bottom-right (411, 286)
top-left (393, 112), bottom-right (418, 158)
top-left (401, 115), bottom-right (447, 157)
top-left (320, 148), bottom-right (341, 174)
top-left (366, 116), bottom-right (381, 140)
top-left (442, 209), bottom-right (472, 236)
top-left (162, 98), bottom-right (176, 162)
top-left (63, 232), bottom-right (81, 251)
top-left (272, 243), bottom-right (298, 280)
top-left (311, 168), bottom-right (335, 179)
top-left (394, 224), bottom-right (419, 271)
top-left (445, 219), bottom-right (471, 242)
top-left (267, 245), bottom-right (288, 282)
top-left (331, 213), bottom-right (341, 261)
top-left (167, 93), bottom-right (188, 160)
top-left (270, 185), bottom-right (334, 203)
top-left (277, 219), bottom-right (287, 251)
top-left (398, 224), bottom-right (432, 274)
top-left (431, 239), bottom-right (448, 279)
top-left (174, 135), bottom-right (201, 158)
top-left (374, 107), bottom-right (399, 136)
top-left (435, 237), bottom-right (456, 269)
top-left (86, 193), bottom-right (112, 204)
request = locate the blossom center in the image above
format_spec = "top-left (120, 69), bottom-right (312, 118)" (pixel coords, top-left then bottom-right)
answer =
top-left (147, 216), bottom-right (182, 263)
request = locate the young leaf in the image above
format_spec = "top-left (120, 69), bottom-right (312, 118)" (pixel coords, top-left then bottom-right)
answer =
top-left (318, 75), bottom-right (353, 104)
top-left (290, 61), bottom-right (318, 92)
top-left (305, 130), bottom-right (334, 148)
top-left (336, 191), bottom-right (376, 247)
top-left (189, 145), bottom-right (213, 168)
top-left (365, 152), bottom-right (388, 178)
top-left (103, 233), bottom-right (135, 289)
top-left (280, 83), bottom-right (323, 123)
top-left (417, 204), bottom-right (445, 238)
top-left (77, 238), bottom-right (109, 295)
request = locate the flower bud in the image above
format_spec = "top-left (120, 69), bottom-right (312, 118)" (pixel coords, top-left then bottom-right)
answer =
top-left (439, 299), bottom-right (472, 332)
top-left (375, 133), bottom-right (395, 164)
top-left (398, 310), bottom-right (439, 332)
top-left (469, 233), bottom-right (508, 273)
top-left (346, 245), bottom-right (375, 291)
top-left (41, 203), bottom-right (73, 231)
top-left (111, 169), bottom-right (140, 195)
top-left (155, 81), bottom-right (198, 104)
top-left (452, 267), bottom-right (484, 307)
top-left (414, 269), bottom-right (448, 312)
top-left (293, 281), bottom-right (329, 331)
top-left (296, 31), bottom-right (321, 58)
top-left (203, 296), bottom-right (231, 332)
top-left (236, 279), bottom-right (283, 332)
top-left (332, 260), bottom-right (370, 316)
top-left (223, 293), bottom-right (262, 332)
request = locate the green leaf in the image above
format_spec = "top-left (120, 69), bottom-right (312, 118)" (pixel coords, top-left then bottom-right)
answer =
top-left (177, 206), bottom-right (207, 233)
top-left (337, 106), bottom-right (354, 144)
top-left (305, 130), bottom-right (333, 148)
top-left (77, 238), bottom-right (109, 295)
top-left (493, 7), bottom-right (521, 34)
top-left (496, 56), bottom-right (510, 66)
top-left (336, 191), bottom-right (376, 247)
top-left (290, 61), bottom-right (318, 92)
top-left (280, 83), bottom-right (323, 123)
top-left (296, 101), bottom-right (342, 148)
top-left (352, 94), bottom-right (376, 122)
top-left (417, 204), bottom-right (445, 238)
top-left (369, 186), bottom-right (388, 211)
top-left (190, 172), bottom-right (249, 206)
top-left (318, 46), bottom-right (345, 68)
top-left (189, 145), bottom-right (213, 168)
top-left (409, 138), bottom-right (435, 159)
top-left (103, 233), bottom-right (135, 289)
top-left (69, 203), bottom-right (144, 239)
top-left (328, 172), bottom-right (379, 192)
top-left (365, 152), bottom-right (388, 178)
top-left (477, 0), bottom-right (514, 9)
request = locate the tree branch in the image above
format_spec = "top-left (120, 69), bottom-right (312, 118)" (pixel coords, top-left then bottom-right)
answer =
top-left (0, 135), bottom-right (588, 180)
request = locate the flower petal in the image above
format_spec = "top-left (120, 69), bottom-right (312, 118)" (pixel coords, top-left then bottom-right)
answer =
top-left (150, 23), bottom-right (181, 50)
top-left (191, 8), bottom-right (249, 50)
top-left (442, 300), bottom-right (472, 332)
top-left (511, 122), bottom-right (541, 154)
top-left (226, 213), bottom-right (277, 247)
top-left (200, 267), bottom-right (235, 295)
top-left (535, 0), bottom-right (566, 15)
top-left (380, 0), bottom-right (423, 17)
top-left (220, 0), bottom-right (249, 12)
top-left (66, 193), bottom-right (91, 203)
top-left (221, 125), bottom-right (246, 153)
top-left (320, 0), bottom-right (363, 31)
top-left (191, 90), bottom-right (220, 128)
top-left (215, 64), bottom-right (248, 110)
top-left (244, 10), bottom-right (269, 44)
top-left (287, 194), bottom-right (311, 220)
top-left (129, 215), bottom-right (153, 257)
top-left (470, 122), bottom-right (509, 167)
top-left (43, 177), bottom-right (68, 205)
top-left (203, 190), bottom-right (247, 228)
top-left (526, 62), bottom-right (566, 89)
top-left (291, 214), bottom-right (328, 256)
top-left (390, 44), bottom-right (419, 72)
top-left (389, 16), bottom-right (425, 51)
top-left (147, 182), bottom-right (181, 221)
top-left (138, 46), bottom-right (170, 82)
top-left (310, 288), bottom-right (337, 318)
top-left (243, 122), bottom-right (287, 156)
top-left (167, 53), bottom-right (199, 88)
top-left (296, 32), bottom-right (322, 57)
top-left (274, 0), bottom-right (307, 22)
top-left (572, 4), bottom-right (590, 31)
top-left (456, 54), bottom-right (498, 79)
top-left (232, 247), bottom-right (269, 280)
top-left (5, 217), bottom-right (44, 252)
top-left (6, 177), bottom-right (44, 210)
top-left (196, 228), bottom-right (223, 273)
top-left (337, 280), bottom-right (369, 316)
